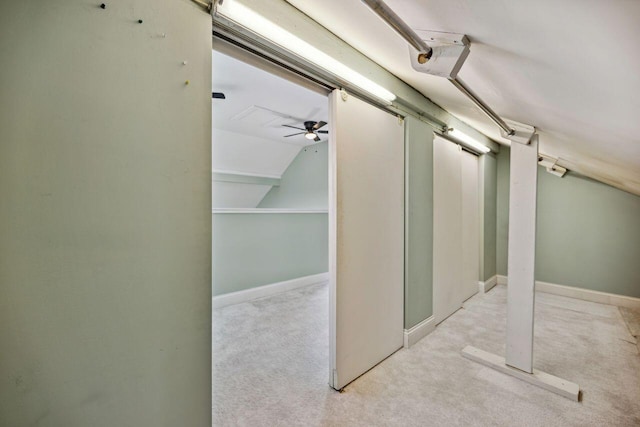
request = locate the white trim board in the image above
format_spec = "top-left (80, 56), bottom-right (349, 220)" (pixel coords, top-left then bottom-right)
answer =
top-left (496, 275), bottom-right (640, 310)
top-left (403, 316), bottom-right (436, 349)
top-left (212, 208), bottom-right (329, 214)
top-left (478, 275), bottom-right (498, 293)
top-left (213, 273), bottom-right (329, 309)
top-left (461, 346), bottom-right (580, 401)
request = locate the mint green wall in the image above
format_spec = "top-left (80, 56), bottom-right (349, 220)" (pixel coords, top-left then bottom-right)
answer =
top-left (0, 1), bottom-right (212, 425)
top-left (213, 213), bottom-right (328, 295)
top-left (404, 117), bottom-right (434, 328)
top-left (496, 146), bottom-right (640, 297)
top-left (481, 153), bottom-right (498, 281)
top-left (215, 142), bottom-right (329, 296)
top-left (496, 148), bottom-right (510, 276)
top-left (258, 141), bottom-right (328, 208)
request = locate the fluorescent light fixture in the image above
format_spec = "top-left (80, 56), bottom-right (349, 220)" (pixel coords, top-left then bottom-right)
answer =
top-left (217, 1), bottom-right (396, 104)
top-left (447, 128), bottom-right (491, 153)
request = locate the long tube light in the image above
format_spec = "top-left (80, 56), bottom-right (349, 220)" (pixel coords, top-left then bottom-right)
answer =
top-left (216, 1), bottom-right (396, 104)
top-left (447, 128), bottom-right (491, 153)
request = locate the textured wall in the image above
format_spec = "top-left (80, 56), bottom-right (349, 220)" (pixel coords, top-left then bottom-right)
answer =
top-left (212, 213), bottom-right (328, 295)
top-left (404, 117), bottom-right (434, 328)
top-left (258, 141), bottom-right (328, 209)
top-left (496, 148), bottom-right (511, 276)
top-left (481, 153), bottom-right (498, 281)
top-left (0, 1), bottom-right (212, 425)
top-left (497, 146), bottom-right (640, 297)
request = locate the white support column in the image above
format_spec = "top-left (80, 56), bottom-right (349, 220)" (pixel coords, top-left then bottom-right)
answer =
top-left (505, 134), bottom-right (539, 373)
top-left (460, 126), bottom-right (579, 401)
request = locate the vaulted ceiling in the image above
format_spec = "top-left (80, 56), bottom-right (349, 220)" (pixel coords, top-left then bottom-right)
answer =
top-left (286, 0), bottom-right (640, 195)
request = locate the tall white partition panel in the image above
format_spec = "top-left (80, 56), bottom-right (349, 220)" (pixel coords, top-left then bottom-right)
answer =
top-left (461, 151), bottom-right (480, 300)
top-left (329, 90), bottom-right (404, 390)
top-left (433, 136), bottom-right (464, 324)
top-left (0, 1), bottom-right (212, 425)
top-left (506, 135), bottom-right (539, 373)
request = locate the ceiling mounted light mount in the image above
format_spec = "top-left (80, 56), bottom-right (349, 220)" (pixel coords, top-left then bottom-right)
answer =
top-left (408, 30), bottom-right (470, 79)
top-left (538, 154), bottom-right (568, 177)
top-left (361, 0), bottom-right (517, 137)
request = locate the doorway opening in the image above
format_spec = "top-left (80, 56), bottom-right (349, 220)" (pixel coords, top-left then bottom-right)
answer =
top-left (211, 45), bottom-right (331, 423)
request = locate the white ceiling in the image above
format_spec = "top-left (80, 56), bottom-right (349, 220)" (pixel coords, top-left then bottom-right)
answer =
top-left (212, 50), bottom-right (328, 207)
top-left (212, 50), bottom-right (329, 148)
top-left (286, 0), bottom-right (640, 195)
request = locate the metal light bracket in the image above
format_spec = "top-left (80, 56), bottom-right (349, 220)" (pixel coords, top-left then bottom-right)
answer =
top-left (539, 154), bottom-right (567, 177)
top-left (409, 30), bottom-right (470, 79)
top-left (499, 119), bottom-right (536, 145)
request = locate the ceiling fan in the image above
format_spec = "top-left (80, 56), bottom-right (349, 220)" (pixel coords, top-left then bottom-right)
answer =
top-left (282, 121), bottom-right (328, 142)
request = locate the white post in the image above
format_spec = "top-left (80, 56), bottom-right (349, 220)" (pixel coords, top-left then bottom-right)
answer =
top-left (505, 134), bottom-right (539, 373)
top-left (461, 129), bottom-right (578, 400)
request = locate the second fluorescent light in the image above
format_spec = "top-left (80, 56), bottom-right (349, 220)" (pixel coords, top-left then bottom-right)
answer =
top-left (447, 128), bottom-right (491, 153)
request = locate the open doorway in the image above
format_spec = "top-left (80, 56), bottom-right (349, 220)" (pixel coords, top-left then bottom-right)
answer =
top-left (211, 47), bottom-right (331, 423)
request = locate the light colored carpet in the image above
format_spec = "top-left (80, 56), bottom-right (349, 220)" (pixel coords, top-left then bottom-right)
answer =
top-left (619, 306), bottom-right (640, 354)
top-left (213, 284), bottom-right (640, 426)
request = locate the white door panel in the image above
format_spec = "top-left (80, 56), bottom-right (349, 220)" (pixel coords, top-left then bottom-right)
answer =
top-left (329, 91), bottom-right (404, 390)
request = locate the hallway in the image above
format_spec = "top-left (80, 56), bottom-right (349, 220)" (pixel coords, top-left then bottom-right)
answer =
top-left (213, 283), bottom-right (640, 426)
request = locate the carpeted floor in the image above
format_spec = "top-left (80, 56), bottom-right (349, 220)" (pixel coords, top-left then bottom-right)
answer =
top-left (212, 284), bottom-right (640, 426)
top-left (620, 306), bottom-right (640, 354)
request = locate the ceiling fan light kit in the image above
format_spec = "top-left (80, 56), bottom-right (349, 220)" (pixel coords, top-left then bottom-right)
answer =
top-left (282, 120), bottom-right (328, 143)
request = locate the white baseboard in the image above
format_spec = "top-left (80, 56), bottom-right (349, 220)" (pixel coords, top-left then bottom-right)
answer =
top-left (404, 316), bottom-right (436, 348)
top-left (478, 275), bottom-right (498, 293)
top-left (496, 275), bottom-right (640, 310)
top-left (497, 275), bottom-right (508, 286)
top-left (213, 272), bottom-right (329, 309)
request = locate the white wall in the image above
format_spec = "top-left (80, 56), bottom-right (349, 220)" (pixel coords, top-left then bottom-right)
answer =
top-left (0, 1), bottom-right (212, 425)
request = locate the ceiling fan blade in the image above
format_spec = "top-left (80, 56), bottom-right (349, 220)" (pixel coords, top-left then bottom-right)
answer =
top-left (282, 124), bottom-right (305, 131)
top-left (317, 130), bottom-right (328, 134)
top-left (313, 121), bottom-right (327, 130)
top-left (283, 132), bottom-right (305, 137)
top-left (314, 135), bottom-right (321, 142)
top-left (212, 92), bottom-right (226, 99)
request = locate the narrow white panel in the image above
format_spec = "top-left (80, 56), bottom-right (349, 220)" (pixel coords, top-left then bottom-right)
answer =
top-left (329, 90), bottom-right (404, 390)
top-left (461, 151), bottom-right (480, 301)
top-left (433, 136), bottom-right (463, 324)
top-left (505, 135), bottom-right (539, 373)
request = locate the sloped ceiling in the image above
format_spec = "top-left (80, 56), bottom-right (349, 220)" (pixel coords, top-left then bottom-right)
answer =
top-left (212, 49), bottom-right (328, 152)
top-left (286, 0), bottom-right (640, 195)
top-left (212, 50), bottom-right (328, 207)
